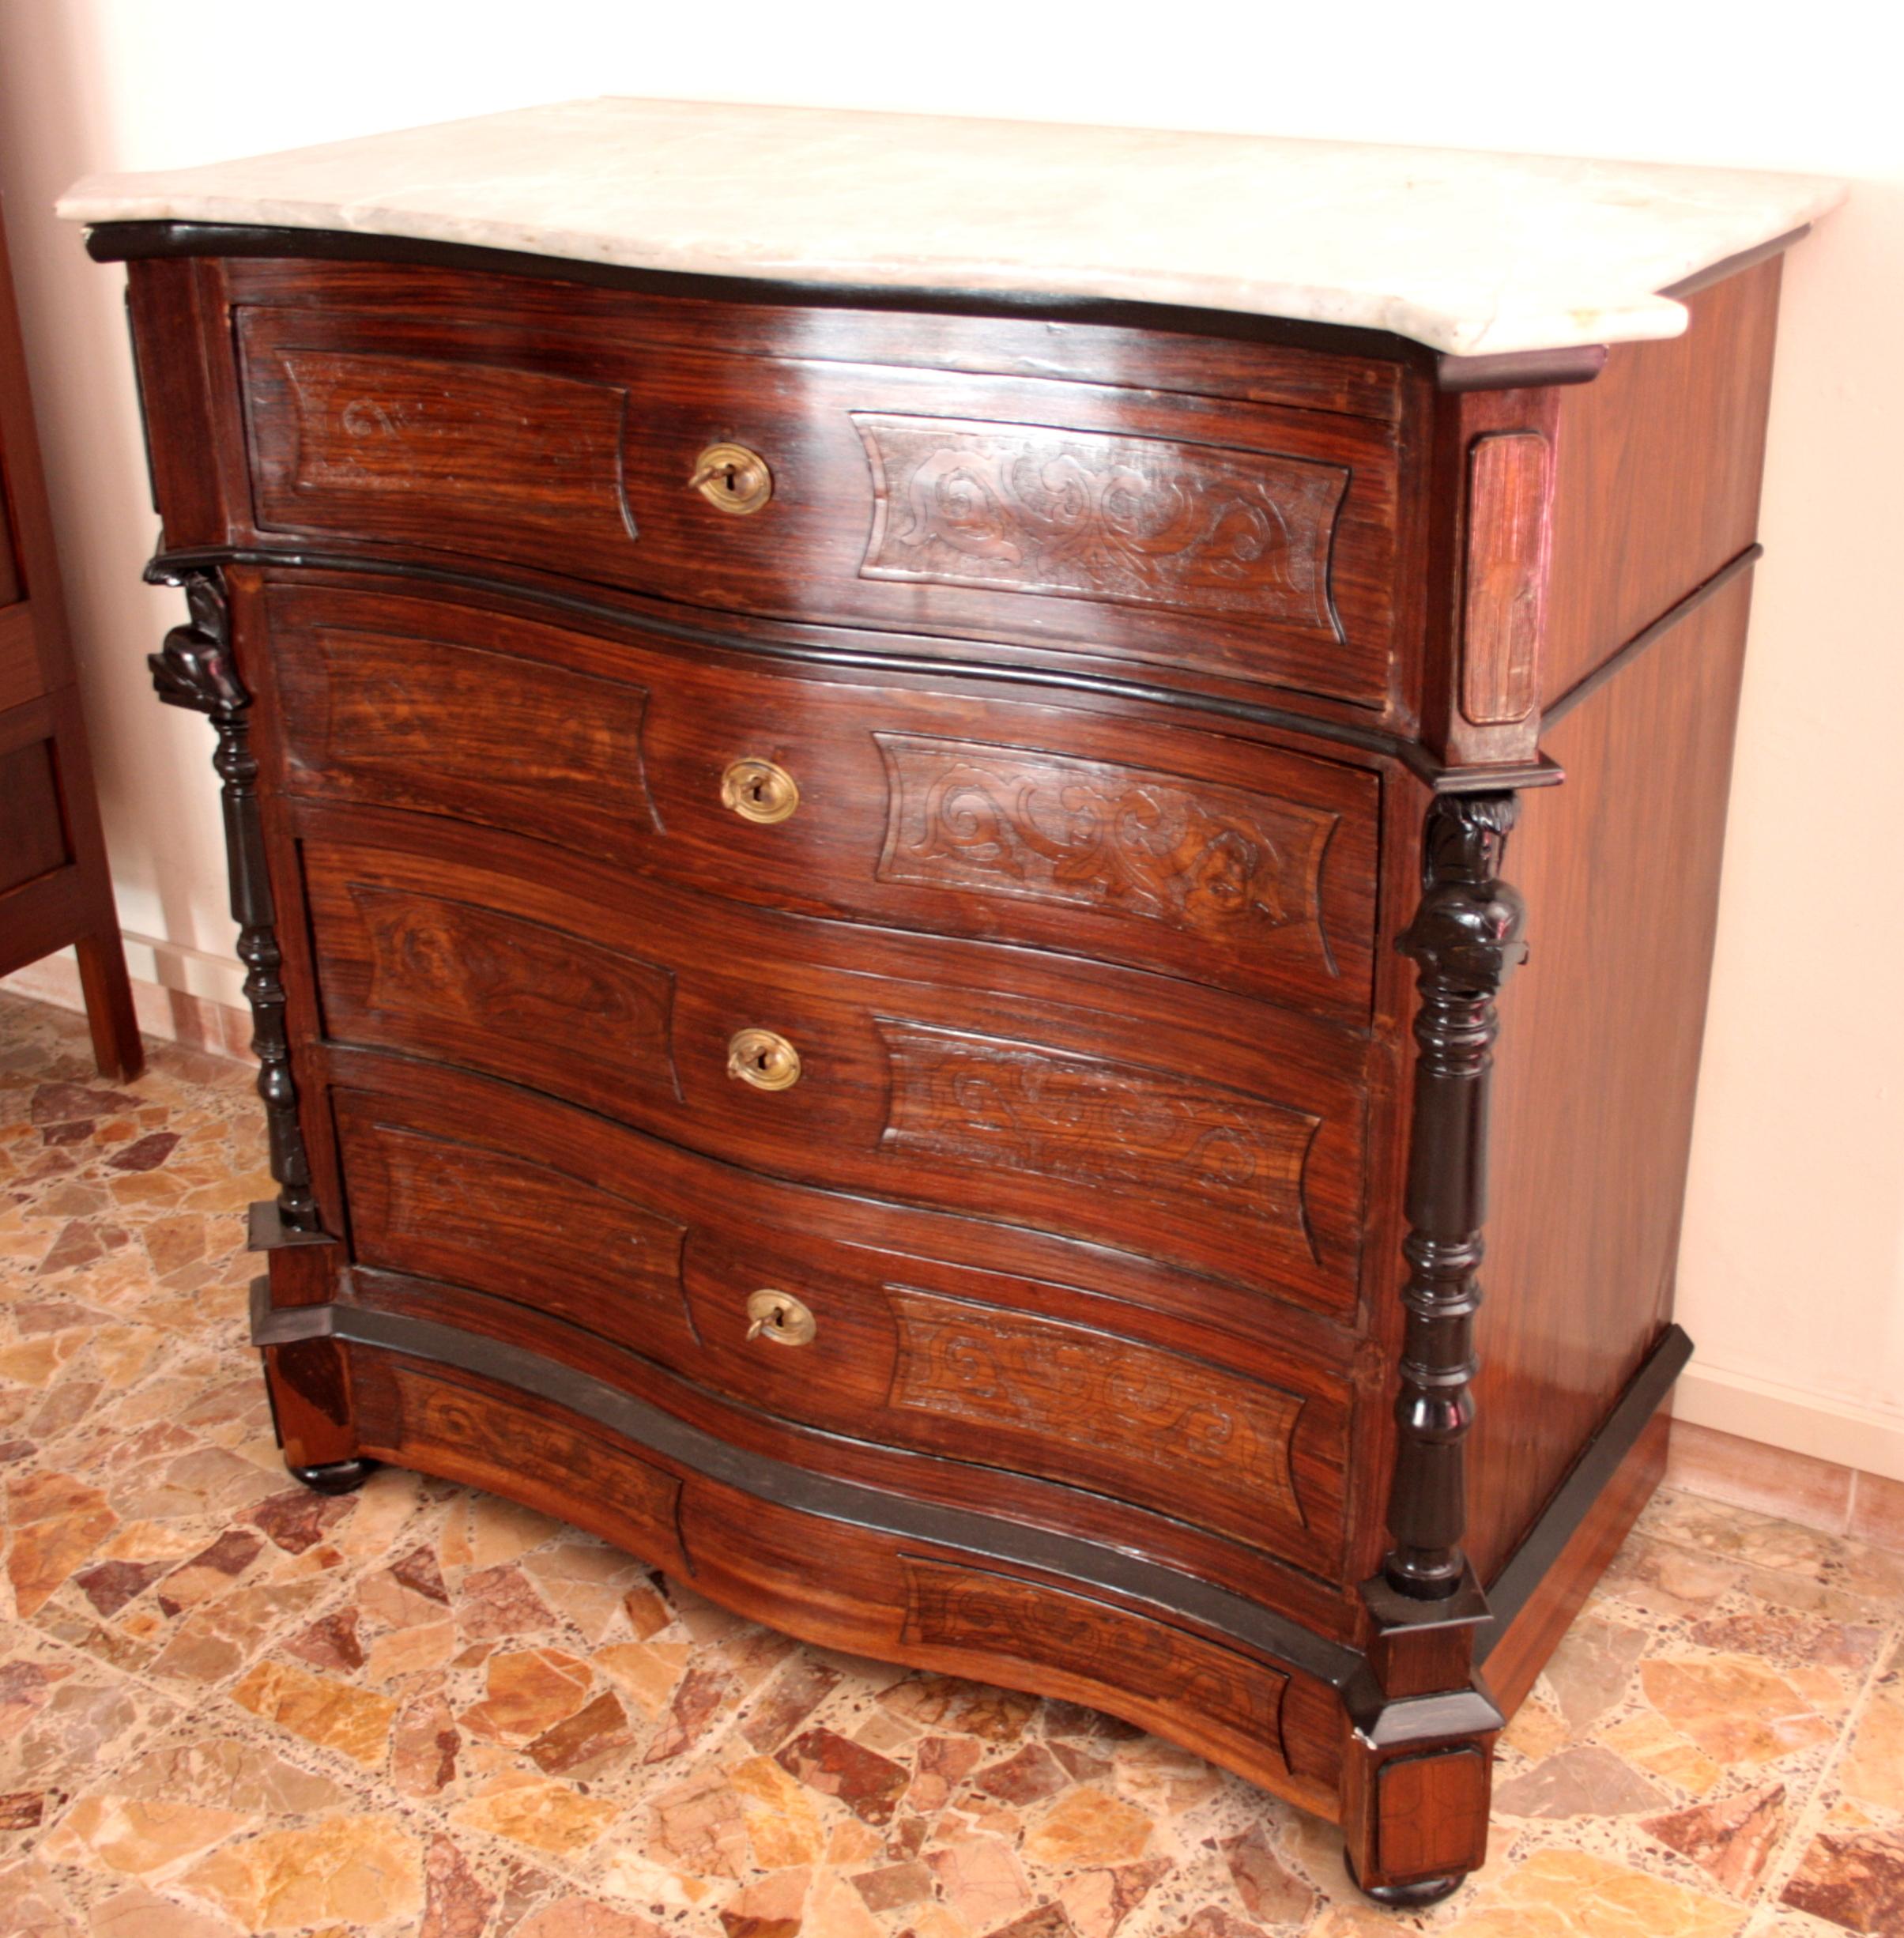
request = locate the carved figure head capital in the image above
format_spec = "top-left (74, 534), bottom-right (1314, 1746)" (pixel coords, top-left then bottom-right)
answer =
top-left (1400, 877), bottom-right (1529, 989)
top-left (144, 564), bottom-right (247, 715)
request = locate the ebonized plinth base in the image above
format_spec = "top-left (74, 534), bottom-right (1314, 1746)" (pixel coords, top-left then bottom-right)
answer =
top-left (1343, 1849), bottom-right (1466, 1907)
top-left (288, 1456), bottom-right (378, 1495)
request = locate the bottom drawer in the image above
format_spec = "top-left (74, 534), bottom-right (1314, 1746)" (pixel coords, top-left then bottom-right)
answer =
top-left (325, 1055), bottom-right (1355, 1582)
top-left (346, 1340), bottom-right (1344, 1815)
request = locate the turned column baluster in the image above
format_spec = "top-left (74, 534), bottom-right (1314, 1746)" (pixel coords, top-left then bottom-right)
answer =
top-left (145, 563), bottom-right (319, 1232)
top-left (1383, 791), bottom-right (1527, 1599)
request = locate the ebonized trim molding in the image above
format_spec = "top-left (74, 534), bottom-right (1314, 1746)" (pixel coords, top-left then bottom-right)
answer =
top-left (89, 219), bottom-right (1453, 377)
top-left (149, 541), bottom-right (1563, 795)
top-left (1544, 547), bottom-right (1762, 728)
top-left (86, 218), bottom-right (1805, 385)
top-left (247, 1280), bottom-right (1364, 1690)
top-left (1477, 1322), bottom-right (1694, 1653)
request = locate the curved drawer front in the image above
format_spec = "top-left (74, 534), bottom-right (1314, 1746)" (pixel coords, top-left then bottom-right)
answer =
top-left (329, 1071), bottom-right (1353, 1578)
top-left (264, 580), bottom-right (1379, 1024)
top-left (300, 820), bottom-right (1366, 1315)
top-left (236, 294), bottom-right (1401, 710)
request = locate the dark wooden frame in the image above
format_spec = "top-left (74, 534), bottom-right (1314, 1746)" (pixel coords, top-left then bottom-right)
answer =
top-left (0, 203), bottom-right (139, 1077)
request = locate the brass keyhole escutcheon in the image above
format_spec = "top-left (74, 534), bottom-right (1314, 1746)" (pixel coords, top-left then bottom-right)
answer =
top-left (727, 1027), bottom-right (801, 1092)
top-left (745, 1288), bottom-right (816, 1347)
top-left (721, 757), bottom-right (799, 825)
top-left (689, 441), bottom-right (773, 515)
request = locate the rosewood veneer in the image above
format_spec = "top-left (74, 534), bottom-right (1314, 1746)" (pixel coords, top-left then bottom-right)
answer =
top-left (62, 105), bottom-right (1840, 1903)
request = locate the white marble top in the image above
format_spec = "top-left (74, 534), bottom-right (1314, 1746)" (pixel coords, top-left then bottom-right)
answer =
top-left (58, 98), bottom-right (1845, 356)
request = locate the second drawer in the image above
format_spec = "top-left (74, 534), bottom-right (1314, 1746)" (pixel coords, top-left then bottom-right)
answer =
top-left (262, 577), bottom-right (1382, 1025)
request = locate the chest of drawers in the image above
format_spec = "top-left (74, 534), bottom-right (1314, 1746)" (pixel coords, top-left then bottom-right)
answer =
top-left (64, 101), bottom-right (1841, 1905)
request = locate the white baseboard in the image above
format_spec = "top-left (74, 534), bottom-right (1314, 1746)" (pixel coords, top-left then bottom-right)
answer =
top-left (1675, 1362), bottom-right (1904, 1486)
top-left (2, 933), bottom-right (250, 1060)
top-left (116, 931), bottom-right (249, 1010)
top-left (3, 933), bottom-right (247, 1013)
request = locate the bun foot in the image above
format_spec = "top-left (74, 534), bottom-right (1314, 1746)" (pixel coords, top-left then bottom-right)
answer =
top-left (1343, 1849), bottom-right (1466, 1909)
top-left (288, 1456), bottom-right (377, 1495)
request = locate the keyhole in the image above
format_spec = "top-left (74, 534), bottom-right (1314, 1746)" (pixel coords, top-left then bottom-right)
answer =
top-left (691, 443), bottom-right (772, 514)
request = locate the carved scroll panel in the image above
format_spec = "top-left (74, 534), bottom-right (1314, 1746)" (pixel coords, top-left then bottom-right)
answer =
top-left (855, 413), bottom-right (1348, 635)
top-left (875, 733), bottom-right (1338, 969)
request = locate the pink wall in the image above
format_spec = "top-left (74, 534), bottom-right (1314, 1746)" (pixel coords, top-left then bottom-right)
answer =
top-left (2, 0), bottom-right (1898, 1477)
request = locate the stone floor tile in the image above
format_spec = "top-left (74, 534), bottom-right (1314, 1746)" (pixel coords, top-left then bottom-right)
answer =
top-left (7, 983), bottom-right (1904, 1938)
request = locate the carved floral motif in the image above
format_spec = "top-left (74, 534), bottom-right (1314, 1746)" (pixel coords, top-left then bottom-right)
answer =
top-left (855, 413), bottom-right (1346, 633)
top-left (875, 733), bottom-right (1337, 961)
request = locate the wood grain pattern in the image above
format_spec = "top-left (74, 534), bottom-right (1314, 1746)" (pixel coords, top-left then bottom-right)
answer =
top-left (262, 577), bottom-right (1380, 1023)
top-left (0, 733), bottom-right (69, 892)
top-left (299, 811), bottom-right (1368, 1314)
top-left (322, 874), bottom-right (681, 1118)
top-left (888, 1287), bottom-right (1306, 1530)
top-left (1482, 1412), bottom-right (1669, 1719)
top-left (322, 1053), bottom-right (1355, 1585)
top-left (1542, 260), bottom-right (1781, 701)
top-left (334, 1094), bottom-right (693, 1340)
top-left (226, 273), bottom-right (1404, 711)
top-left (856, 413), bottom-right (1347, 635)
top-left (345, 1341), bottom-right (1343, 1812)
top-left (275, 616), bottom-right (656, 857)
top-left (875, 733), bottom-right (1340, 974)
top-left (1467, 576), bottom-right (1754, 1580)
top-left (1372, 1748), bottom-right (1491, 1881)
top-left (1460, 432), bottom-right (1551, 726)
top-left (264, 578), bottom-right (1381, 1020)
top-left (113, 222), bottom-right (1808, 1905)
top-left (365, 1350), bottom-right (688, 1570)
top-left (879, 1019), bottom-right (1321, 1257)
top-left (250, 341), bottom-right (639, 562)
top-left (901, 1555), bottom-right (1289, 1756)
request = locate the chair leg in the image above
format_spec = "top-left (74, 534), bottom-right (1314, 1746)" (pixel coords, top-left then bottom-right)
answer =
top-left (74, 925), bottom-right (142, 1081)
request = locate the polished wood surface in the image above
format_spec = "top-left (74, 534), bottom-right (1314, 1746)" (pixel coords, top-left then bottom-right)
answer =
top-left (297, 809), bottom-right (1370, 1314)
top-left (263, 578), bottom-right (1382, 1020)
top-left (345, 1343), bottom-right (1346, 1815)
top-left (1543, 260), bottom-right (1781, 703)
top-left (100, 219), bottom-right (1804, 1902)
top-left (1469, 575), bottom-right (1753, 1579)
top-left (332, 1068), bottom-right (1355, 1577)
top-left (0, 204), bottom-right (138, 1076)
top-left (233, 273), bottom-right (1404, 710)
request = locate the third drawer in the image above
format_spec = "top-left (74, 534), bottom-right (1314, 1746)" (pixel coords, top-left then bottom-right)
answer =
top-left (296, 805), bottom-right (1369, 1319)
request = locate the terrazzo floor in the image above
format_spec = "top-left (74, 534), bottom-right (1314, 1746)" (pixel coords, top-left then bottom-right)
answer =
top-left (1, 988), bottom-right (1901, 1938)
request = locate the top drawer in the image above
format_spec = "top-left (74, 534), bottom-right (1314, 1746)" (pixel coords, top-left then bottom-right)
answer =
top-left (233, 295), bottom-right (1404, 711)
